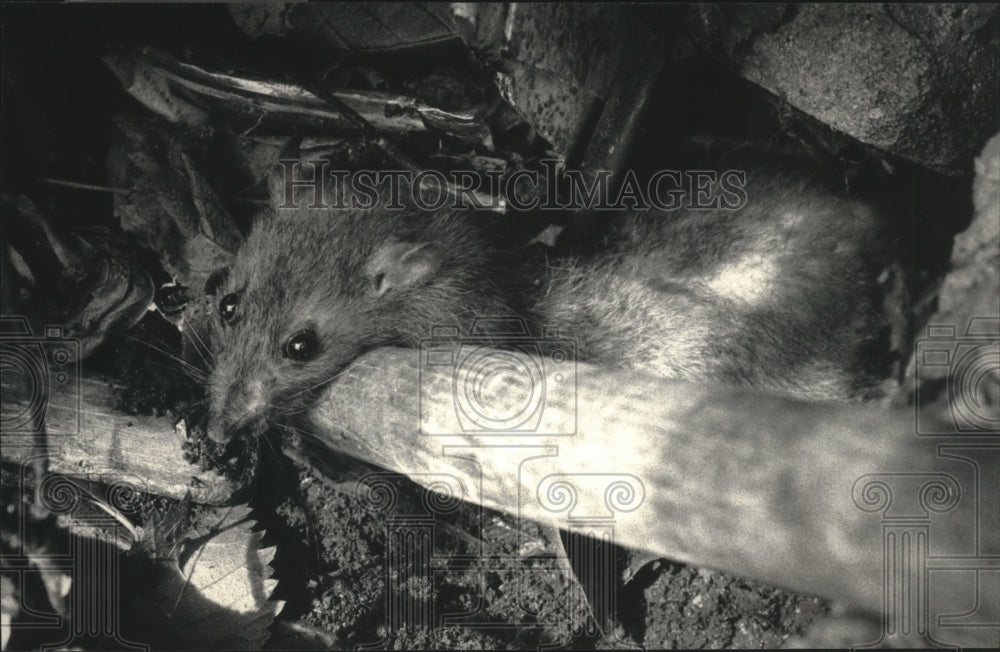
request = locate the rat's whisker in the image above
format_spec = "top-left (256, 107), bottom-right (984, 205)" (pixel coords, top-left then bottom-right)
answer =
top-left (121, 332), bottom-right (207, 379)
top-left (180, 326), bottom-right (214, 369)
top-left (145, 359), bottom-right (208, 384)
top-left (293, 369), bottom-right (351, 398)
top-left (274, 421), bottom-right (327, 445)
top-left (259, 427), bottom-right (283, 466)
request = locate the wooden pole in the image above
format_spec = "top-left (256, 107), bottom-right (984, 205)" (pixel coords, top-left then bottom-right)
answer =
top-left (308, 346), bottom-right (998, 647)
top-left (1, 373), bottom-right (239, 504)
top-left (3, 347), bottom-right (995, 645)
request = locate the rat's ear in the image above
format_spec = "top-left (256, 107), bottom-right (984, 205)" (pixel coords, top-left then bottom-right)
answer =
top-left (204, 267), bottom-right (230, 296)
top-left (365, 241), bottom-right (442, 296)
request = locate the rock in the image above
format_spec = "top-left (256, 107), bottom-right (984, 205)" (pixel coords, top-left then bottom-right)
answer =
top-left (685, 4), bottom-right (999, 175)
top-left (452, 4), bottom-right (677, 163)
top-left (932, 132), bottom-right (1000, 342)
top-left (906, 133), bottom-right (1000, 431)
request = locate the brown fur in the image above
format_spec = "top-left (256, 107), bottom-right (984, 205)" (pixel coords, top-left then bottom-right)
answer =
top-left (535, 159), bottom-right (890, 400)
top-left (207, 147), bottom-right (891, 441)
top-left (207, 202), bottom-right (527, 441)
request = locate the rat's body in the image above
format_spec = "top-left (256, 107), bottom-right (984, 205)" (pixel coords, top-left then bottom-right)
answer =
top-left (205, 147), bottom-right (891, 442)
top-left (536, 155), bottom-right (889, 400)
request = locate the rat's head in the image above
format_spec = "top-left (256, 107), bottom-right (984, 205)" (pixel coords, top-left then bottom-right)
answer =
top-left (204, 209), bottom-right (452, 444)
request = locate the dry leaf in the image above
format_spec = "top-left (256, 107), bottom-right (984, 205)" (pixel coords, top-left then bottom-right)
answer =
top-left (104, 49), bottom-right (490, 143)
top-left (228, 3), bottom-right (459, 53)
top-left (131, 504), bottom-right (284, 650)
top-left (0, 498), bottom-right (74, 652)
top-left (108, 115), bottom-right (242, 295)
top-left (5, 195), bottom-right (154, 361)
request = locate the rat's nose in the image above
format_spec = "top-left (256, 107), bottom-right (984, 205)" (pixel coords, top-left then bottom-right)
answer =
top-left (220, 378), bottom-right (266, 415)
top-left (209, 378), bottom-right (269, 441)
top-left (206, 400), bottom-right (269, 445)
top-left (221, 412), bottom-right (269, 443)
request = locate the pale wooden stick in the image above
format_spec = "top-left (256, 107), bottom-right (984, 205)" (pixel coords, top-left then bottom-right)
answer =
top-left (1, 373), bottom-right (239, 504)
top-left (3, 348), bottom-right (994, 645)
top-left (308, 346), bottom-right (998, 646)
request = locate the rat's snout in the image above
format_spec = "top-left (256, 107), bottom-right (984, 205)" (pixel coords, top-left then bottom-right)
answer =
top-left (219, 414), bottom-right (268, 444)
top-left (208, 376), bottom-right (271, 443)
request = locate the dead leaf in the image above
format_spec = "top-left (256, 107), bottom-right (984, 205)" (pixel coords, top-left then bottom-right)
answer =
top-left (0, 495), bottom-right (74, 651)
top-left (108, 115), bottom-right (242, 295)
top-left (228, 3), bottom-right (460, 53)
top-left (102, 52), bottom-right (212, 128)
top-left (105, 49), bottom-right (490, 144)
top-left (5, 196), bottom-right (154, 361)
top-left (131, 503), bottom-right (284, 650)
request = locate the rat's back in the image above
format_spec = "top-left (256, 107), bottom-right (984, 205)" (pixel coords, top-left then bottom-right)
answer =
top-left (536, 154), bottom-right (891, 400)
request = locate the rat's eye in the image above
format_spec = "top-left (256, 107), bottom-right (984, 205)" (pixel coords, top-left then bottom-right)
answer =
top-left (219, 293), bottom-right (239, 322)
top-left (283, 329), bottom-right (319, 361)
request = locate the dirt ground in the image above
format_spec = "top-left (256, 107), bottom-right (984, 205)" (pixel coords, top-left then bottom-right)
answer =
top-left (257, 461), bottom-right (828, 649)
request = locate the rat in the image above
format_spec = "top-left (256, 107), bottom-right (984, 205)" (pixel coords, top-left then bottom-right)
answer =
top-left (203, 144), bottom-right (891, 444)
top-left (203, 180), bottom-right (537, 443)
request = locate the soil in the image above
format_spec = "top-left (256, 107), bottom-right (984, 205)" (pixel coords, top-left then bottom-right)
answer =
top-left (255, 461), bottom-right (828, 649)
